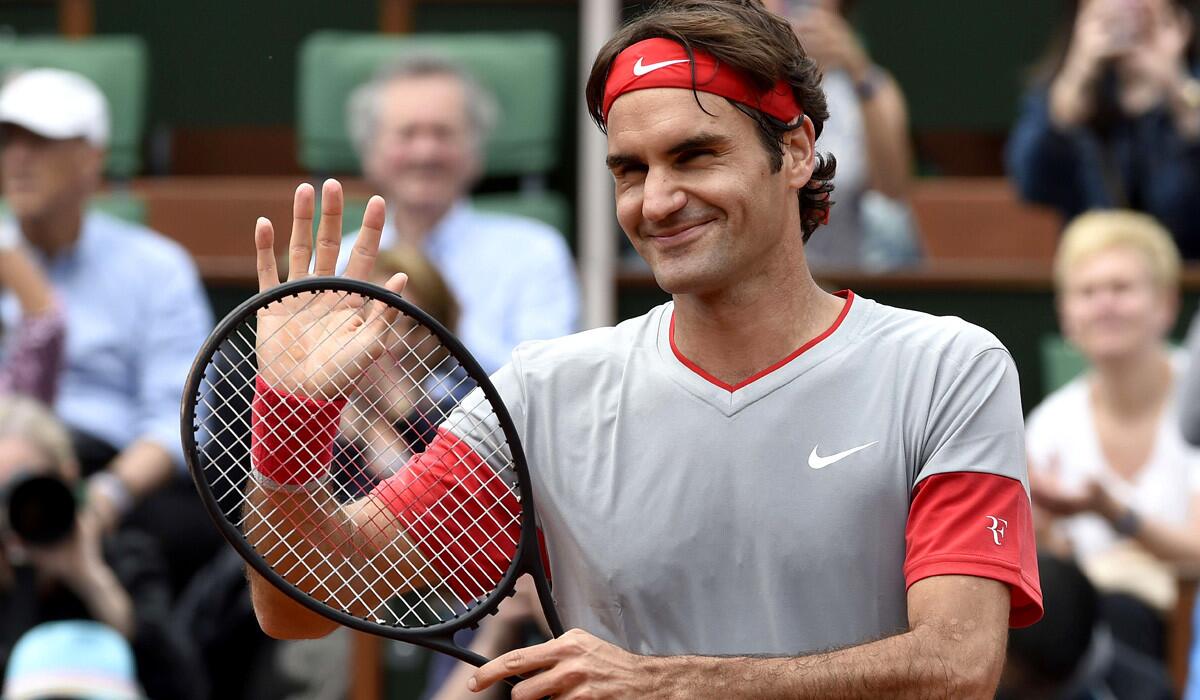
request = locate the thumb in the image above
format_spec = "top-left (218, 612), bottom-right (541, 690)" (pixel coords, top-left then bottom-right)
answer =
top-left (367, 273), bottom-right (409, 331)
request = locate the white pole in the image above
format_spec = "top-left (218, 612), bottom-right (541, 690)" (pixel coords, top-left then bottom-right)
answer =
top-left (577, 0), bottom-right (620, 329)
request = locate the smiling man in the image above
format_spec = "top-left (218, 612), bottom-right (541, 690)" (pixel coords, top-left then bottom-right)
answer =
top-left (249, 2), bottom-right (1042, 697)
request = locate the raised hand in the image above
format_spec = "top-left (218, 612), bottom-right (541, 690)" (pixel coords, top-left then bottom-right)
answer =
top-left (253, 179), bottom-right (408, 400)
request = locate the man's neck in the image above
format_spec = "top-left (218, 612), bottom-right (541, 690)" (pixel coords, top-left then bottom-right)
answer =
top-left (20, 204), bottom-right (84, 258)
top-left (389, 199), bottom-right (456, 247)
top-left (671, 254), bottom-right (845, 388)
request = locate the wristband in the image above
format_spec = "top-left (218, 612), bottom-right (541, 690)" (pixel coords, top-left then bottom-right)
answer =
top-left (251, 376), bottom-right (346, 485)
top-left (1112, 508), bottom-right (1142, 538)
top-left (87, 471), bottom-right (133, 517)
top-left (854, 66), bottom-right (887, 102)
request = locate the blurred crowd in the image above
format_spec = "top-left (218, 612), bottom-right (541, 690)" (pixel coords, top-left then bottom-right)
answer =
top-left (1, 0), bottom-right (1200, 699)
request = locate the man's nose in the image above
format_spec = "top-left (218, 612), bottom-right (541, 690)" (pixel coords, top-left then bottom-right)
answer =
top-left (640, 167), bottom-right (686, 223)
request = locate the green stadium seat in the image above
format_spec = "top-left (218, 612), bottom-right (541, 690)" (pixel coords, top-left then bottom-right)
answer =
top-left (1039, 334), bottom-right (1087, 396)
top-left (88, 191), bottom-right (147, 224)
top-left (0, 36), bottom-right (147, 178)
top-left (297, 31), bottom-right (563, 178)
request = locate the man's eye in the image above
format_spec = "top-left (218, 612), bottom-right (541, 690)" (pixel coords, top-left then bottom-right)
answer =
top-left (678, 150), bottom-right (714, 164)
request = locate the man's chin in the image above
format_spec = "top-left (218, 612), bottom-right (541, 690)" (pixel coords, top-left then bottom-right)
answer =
top-left (3, 197), bottom-right (47, 223)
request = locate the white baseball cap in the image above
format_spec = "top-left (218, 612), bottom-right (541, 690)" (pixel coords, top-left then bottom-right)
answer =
top-left (0, 68), bottom-right (110, 147)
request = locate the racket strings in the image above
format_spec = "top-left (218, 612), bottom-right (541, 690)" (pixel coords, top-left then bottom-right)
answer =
top-left (192, 289), bottom-right (525, 629)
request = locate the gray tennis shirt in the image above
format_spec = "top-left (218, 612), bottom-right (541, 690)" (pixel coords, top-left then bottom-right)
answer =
top-left (445, 292), bottom-right (1039, 655)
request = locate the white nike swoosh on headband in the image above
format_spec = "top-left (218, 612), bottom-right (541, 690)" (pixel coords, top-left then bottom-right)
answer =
top-left (632, 57), bottom-right (690, 76)
top-left (808, 441), bottom-right (879, 470)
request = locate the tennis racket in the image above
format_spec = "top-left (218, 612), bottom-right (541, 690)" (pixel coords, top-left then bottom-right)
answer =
top-left (181, 275), bottom-right (563, 667)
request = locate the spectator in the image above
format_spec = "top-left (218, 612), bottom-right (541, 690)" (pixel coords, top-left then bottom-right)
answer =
top-left (764, 0), bottom-right (920, 269)
top-left (1026, 210), bottom-right (1200, 661)
top-left (999, 553), bottom-right (1173, 700)
top-left (336, 245), bottom-right (464, 497)
top-left (0, 395), bottom-right (206, 700)
top-left (1007, 0), bottom-right (1200, 258)
top-left (0, 68), bottom-right (215, 589)
top-left (0, 221), bottom-right (63, 403)
top-left (2, 621), bottom-right (143, 700)
top-left (338, 54), bottom-right (579, 372)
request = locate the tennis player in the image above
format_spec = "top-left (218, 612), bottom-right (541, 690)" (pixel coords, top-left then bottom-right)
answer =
top-left (249, 1), bottom-right (1042, 697)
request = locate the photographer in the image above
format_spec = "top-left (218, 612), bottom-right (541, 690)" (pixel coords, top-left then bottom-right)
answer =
top-left (1007, 0), bottom-right (1200, 258)
top-left (0, 395), bottom-right (206, 700)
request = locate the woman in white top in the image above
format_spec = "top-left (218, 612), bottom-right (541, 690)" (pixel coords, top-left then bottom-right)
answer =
top-left (1027, 209), bottom-right (1200, 659)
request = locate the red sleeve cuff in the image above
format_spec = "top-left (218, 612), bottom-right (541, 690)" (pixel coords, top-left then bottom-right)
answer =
top-left (250, 376), bottom-right (346, 485)
top-left (905, 472), bottom-right (1043, 628)
top-left (371, 429), bottom-right (520, 604)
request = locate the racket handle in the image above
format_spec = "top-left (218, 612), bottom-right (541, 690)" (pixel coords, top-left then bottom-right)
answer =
top-left (251, 376), bottom-right (346, 485)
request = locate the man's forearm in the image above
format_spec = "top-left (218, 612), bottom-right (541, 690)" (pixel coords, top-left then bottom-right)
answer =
top-left (650, 621), bottom-right (1004, 699)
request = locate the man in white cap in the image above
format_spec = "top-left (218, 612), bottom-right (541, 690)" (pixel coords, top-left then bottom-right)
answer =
top-left (0, 68), bottom-right (212, 541)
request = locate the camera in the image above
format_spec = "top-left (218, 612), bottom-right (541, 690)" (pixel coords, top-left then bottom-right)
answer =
top-left (2, 473), bottom-right (76, 545)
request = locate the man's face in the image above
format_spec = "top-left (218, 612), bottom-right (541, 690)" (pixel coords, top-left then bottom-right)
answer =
top-left (362, 75), bottom-right (482, 215)
top-left (0, 124), bottom-right (101, 222)
top-left (606, 88), bottom-right (813, 296)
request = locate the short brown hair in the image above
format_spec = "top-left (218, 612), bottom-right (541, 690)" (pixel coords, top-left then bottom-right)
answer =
top-left (585, 0), bottom-right (836, 241)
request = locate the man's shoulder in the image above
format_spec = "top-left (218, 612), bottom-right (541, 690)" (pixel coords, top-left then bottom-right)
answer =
top-left (859, 296), bottom-right (1009, 367)
top-left (508, 304), bottom-right (665, 374)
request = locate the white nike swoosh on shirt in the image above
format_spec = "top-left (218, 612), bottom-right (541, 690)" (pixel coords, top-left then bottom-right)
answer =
top-left (633, 57), bottom-right (690, 76)
top-left (808, 441), bottom-right (879, 470)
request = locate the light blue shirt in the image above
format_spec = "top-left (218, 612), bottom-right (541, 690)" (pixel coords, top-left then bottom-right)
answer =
top-left (1, 211), bottom-right (213, 467)
top-left (338, 200), bottom-right (579, 373)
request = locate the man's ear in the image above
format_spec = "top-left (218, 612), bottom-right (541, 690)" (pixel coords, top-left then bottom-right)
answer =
top-left (782, 115), bottom-right (816, 190)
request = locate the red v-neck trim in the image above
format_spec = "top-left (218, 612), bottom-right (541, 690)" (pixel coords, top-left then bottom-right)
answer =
top-left (669, 290), bottom-right (855, 393)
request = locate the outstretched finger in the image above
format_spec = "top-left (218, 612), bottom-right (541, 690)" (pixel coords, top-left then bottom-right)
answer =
top-left (288, 183), bottom-right (316, 281)
top-left (313, 179), bottom-right (344, 276)
top-left (255, 217), bottom-right (280, 292)
top-left (343, 195), bottom-right (387, 281)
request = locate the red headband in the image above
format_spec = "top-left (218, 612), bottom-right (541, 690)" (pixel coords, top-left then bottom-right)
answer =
top-left (602, 38), bottom-right (803, 125)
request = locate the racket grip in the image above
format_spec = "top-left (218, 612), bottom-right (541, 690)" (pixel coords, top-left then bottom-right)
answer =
top-left (251, 376), bottom-right (346, 485)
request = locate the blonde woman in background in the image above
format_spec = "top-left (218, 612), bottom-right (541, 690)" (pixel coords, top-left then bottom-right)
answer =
top-left (1027, 210), bottom-right (1200, 661)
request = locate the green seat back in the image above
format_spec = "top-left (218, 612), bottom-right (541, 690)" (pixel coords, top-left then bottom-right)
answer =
top-left (0, 36), bottom-right (147, 177)
top-left (88, 191), bottom-right (147, 224)
top-left (297, 31), bottom-right (562, 176)
top-left (1039, 334), bottom-right (1088, 396)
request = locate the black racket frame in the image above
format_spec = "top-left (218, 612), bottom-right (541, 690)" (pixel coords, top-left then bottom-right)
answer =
top-left (181, 276), bottom-right (563, 666)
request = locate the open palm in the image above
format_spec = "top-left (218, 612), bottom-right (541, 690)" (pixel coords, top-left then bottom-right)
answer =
top-left (253, 179), bottom-right (407, 399)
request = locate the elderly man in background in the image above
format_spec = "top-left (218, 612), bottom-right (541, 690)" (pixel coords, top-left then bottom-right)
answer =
top-left (338, 54), bottom-right (579, 372)
top-left (0, 69), bottom-right (212, 565)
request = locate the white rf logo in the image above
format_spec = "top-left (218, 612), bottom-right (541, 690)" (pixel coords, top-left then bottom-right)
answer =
top-left (985, 516), bottom-right (1008, 546)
